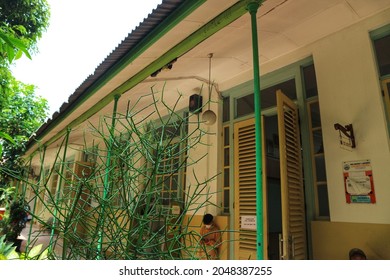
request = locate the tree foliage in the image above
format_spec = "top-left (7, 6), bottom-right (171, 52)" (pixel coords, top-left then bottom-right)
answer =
top-left (0, 0), bottom-right (50, 53)
top-left (0, 0), bottom-right (50, 186)
top-left (0, 69), bottom-right (49, 186)
top-left (0, 26), bottom-right (31, 64)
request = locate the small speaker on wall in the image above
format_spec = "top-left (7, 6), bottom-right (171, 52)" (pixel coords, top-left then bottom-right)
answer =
top-left (189, 94), bottom-right (202, 113)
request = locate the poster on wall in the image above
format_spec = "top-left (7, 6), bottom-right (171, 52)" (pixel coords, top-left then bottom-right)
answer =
top-left (343, 160), bottom-right (376, 204)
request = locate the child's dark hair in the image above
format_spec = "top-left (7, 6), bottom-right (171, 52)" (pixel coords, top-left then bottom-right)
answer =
top-left (203, 213), bottom-right (213, 225)
top-left (349, 248), bottom-right (366, 260)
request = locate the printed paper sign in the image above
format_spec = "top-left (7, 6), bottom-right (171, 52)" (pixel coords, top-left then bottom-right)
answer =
top-left (241, 215), bottom-right (257, 230)
top-left (343, 160), bottom-right (376, 203)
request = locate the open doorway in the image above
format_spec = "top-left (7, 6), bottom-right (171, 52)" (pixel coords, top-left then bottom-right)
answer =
top-left (264, 114), bottom-right (282, 259)
top-left (233, 91), bottom-right (307, 260)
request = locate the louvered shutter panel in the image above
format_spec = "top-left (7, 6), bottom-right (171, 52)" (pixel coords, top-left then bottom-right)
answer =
top-left (277, 90), bottom-right (307, 260)
top-left (234, 118), bottom-right (257, 259)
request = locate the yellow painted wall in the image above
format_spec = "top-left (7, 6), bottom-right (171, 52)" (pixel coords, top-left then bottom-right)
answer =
top-left (186, 104), bottom-right (221, 217)
top-left (313, 8), bottom-right (390, 224)
top-left (312, 221), bottom-right (390, 260)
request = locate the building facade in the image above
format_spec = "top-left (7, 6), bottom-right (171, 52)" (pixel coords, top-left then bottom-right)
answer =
top-left (22, 0), bottom-right (390, 259)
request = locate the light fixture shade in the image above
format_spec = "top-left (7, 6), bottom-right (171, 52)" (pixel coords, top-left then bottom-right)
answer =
top-left (202, 109), bottom-right (217, 125)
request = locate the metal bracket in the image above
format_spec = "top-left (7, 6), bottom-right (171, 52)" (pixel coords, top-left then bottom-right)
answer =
top-left (334, 123), bottom-right (356, 148)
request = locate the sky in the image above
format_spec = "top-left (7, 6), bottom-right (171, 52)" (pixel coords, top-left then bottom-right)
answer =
top-left (11, 0), bottom-right (163, 116)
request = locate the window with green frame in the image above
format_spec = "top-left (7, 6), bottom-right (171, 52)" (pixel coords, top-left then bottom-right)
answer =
top-left (109, 117), bottom-right (188, 209)
top-left (222, 59), bottom-right (329, 220)
top-left (372, 27), bottom-right (390, 134)
top-left (154, 141), bottom-right (182, 206)
top-left (156, 119), bottom-right (187, 206)
top-left (222, 123), bottom-right (230, 214)
top-left (221, 97), bottom-right (230, 214)
top-left (235, 79), bottom-right (297, 119)
top-left (303, 64), bottom-right (329, 219)
top-left (47, 157), bottom-right (75, 204)
top-left (146, 116), bottom-right (188, 209)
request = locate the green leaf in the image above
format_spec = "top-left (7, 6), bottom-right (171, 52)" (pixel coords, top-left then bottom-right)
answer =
top-left (6, 35), bottom-right (26, 50)
top-left (0, 132), bottom-right (15, 144)
top-left (6, 45), bottom-right (15, 63)
top-left (27, 243), bottom-right (42, 259)
top-left (3, 242), bottom-right (13, 254)
top-left (0, 31), bottom-right (14, 47)
top-left (15, 49), bottom-right (23, 60)
top-left (13, 25), bottom-right (27, 36)
top-left (0, 30), bottom-right (31, 61)
top-left (38, 248), bottom-right (48, 260)
top-left (0, 235), bottom-right (4, 242)
top-left (6, 249), bottom-right (20, 260)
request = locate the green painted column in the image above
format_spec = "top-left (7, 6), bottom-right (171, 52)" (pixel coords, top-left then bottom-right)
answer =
top-left (247, 1), bottom-right (264, 260)
top-left (49, 128), bottom-right (71, 254)
top-left (26, 146), bottom-right (46, 253)
top-left (21, 158), bottom-right (33, 198)
top-left (96, 94), bottom-right (121, 259)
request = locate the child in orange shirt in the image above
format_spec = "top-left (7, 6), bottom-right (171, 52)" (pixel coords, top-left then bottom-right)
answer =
top-left (199, 213), bottom-right (221, 259)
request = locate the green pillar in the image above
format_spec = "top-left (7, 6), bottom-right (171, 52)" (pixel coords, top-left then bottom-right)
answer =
top-left (49, 128), bottom-right (71, 253)
top-left (96, 94), bottom-right (121, 259)
top-left (21, 158), bottom-right (33, 198)
top-left (247, 1), bottom-right (264, 260)
top-left (26, 146), bottom-right (47, 253)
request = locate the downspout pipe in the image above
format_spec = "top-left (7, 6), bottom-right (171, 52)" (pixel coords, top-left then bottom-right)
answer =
top-left (96, 94), bottom-right (121, 259)
top-left (247, 1), bottom-right (264, 260)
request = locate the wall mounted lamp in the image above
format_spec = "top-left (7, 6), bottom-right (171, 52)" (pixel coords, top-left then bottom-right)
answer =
top-left (334, 123), bottom-right (356, 149)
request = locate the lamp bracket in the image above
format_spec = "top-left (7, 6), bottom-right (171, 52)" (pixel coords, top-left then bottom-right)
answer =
top-left (334, 123), bottom-right (356, 148)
